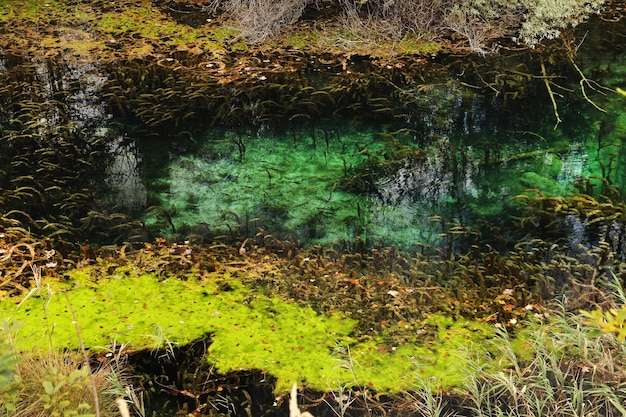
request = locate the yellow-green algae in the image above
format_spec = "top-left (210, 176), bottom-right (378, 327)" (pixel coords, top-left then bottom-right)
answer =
top-left (0, 267), bottom-right (496, 393)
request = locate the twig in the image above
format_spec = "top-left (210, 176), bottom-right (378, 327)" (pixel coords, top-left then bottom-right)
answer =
top-left (290, 383), bottom-right (315, 417)
top-left (64, 292), bottom-right (101, 417)
top-left (540, 58), bottom-right (562, 129)
top-left (563, 34), bottom-right (610, 113)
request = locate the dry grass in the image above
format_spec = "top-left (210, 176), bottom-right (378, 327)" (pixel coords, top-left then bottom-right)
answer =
top-left (5, 349), bottom-right (125, 417)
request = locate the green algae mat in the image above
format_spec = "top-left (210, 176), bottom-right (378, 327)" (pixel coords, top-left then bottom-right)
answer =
top-left (0, 266), bottom-right (495, 393)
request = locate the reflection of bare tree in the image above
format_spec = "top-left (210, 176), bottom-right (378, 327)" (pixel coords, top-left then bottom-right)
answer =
top-left (374, 137), bottom-right (476, 206)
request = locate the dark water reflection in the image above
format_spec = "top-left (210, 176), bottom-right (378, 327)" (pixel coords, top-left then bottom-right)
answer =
top-left (0, 18), bottom-right (625, 255)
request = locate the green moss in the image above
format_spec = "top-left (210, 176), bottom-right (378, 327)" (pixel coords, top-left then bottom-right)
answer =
top-left (96, 6), bottom-right (204, 46)
top-left (324, 315), bottom-right (496, 392)
top-left (0, 0), bottom-right (226, 58)
top-left (348, 340), bottom-right (469, 391)
top-left (0, 269), bottom-right (358, 393)
top-left (284, 34), bottom-right (314, 50)
top-left (396, 36), bottom-right (441, 55)
top-left (210, 26), bottom-right (240, 41)
top-left (0, 267), bottom-right (504, 393)
top-left (205, 293), bottom-right (361, 391)
top-left (0, 0), bottom-right (61, 21)
top-left (228, 39), bottom-right (249, 53)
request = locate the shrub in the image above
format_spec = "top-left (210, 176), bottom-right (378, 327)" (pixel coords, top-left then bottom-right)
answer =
top-left (207, 0), bottom-right (312, 43)
top-left (202, 0), bottom-right (605, 52)
top-left (461, 309), bottom-right (626, 417)
top-left (518, 0), bottom-right (605, 45)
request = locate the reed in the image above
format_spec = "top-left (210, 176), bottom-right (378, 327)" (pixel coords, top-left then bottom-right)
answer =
top-left (459, 305), bottom-right (626, 417)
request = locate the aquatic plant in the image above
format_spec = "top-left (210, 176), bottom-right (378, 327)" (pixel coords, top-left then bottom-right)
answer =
top-left (1, 211), bottom-right (626, 415)
top-left (0, 239), bottom-right (546, 396)
top-left (0, 10), bottom-right (624, 416)
top-left (513, 181), bottom-right (626, 263)
top-left (0, 55), bottom-right (116, 247)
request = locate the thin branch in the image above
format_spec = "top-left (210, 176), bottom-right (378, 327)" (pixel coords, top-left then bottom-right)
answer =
top-left (65, 292), bottom-right (101, 417)
top-left (540, 58), bottom-right (562, 129)
top-left (563, 35), bottom-right (611, 113)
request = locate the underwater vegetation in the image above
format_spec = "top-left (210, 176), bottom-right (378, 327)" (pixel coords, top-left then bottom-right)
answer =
top-left (0, 11), bottom-right (624, 250)
top-left (513, 178), bottom-right (626, 262)
top-left (0, 264), bottom-right (500, 394)
top-left (1, 3), bottom-right (626, 416)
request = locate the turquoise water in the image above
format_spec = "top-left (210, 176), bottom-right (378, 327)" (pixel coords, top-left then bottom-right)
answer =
top-left (135, 72), bottom-right (626, 249)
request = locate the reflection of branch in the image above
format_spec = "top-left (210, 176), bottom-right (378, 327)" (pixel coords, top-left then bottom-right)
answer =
top-left (475, 72), bottom-right (499, 95)
top-left (564, 34), bottom-right (610, 113)
top-left (573, 62), bottom-right (608, 113)
top-left (540, 58), bottom-right (562, 129)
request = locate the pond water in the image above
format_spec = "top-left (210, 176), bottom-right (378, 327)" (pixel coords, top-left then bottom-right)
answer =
top-left (104, 23), bottom-right (626, 252)
top-left (0, 19), bottom-right (625, 255)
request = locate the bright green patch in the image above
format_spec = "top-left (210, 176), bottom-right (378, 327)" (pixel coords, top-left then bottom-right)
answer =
top-left (0, 267), bottom-right (502, 393)
top-left (274, 28), bottom-right (323, 51)
top-left (210, 26), bottom-right (240, 42)
top-left (397, 35), bottom-right (441, 55)
top-left (95, 6), bottom-right (205, 47)
top-left (0, 0), bottom-right (61, 21)
top-left (519, 171), bottom-right (567, 195)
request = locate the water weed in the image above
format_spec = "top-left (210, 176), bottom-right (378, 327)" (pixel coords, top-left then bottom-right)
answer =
top-left (325, 344), bottom-right (367, 417)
